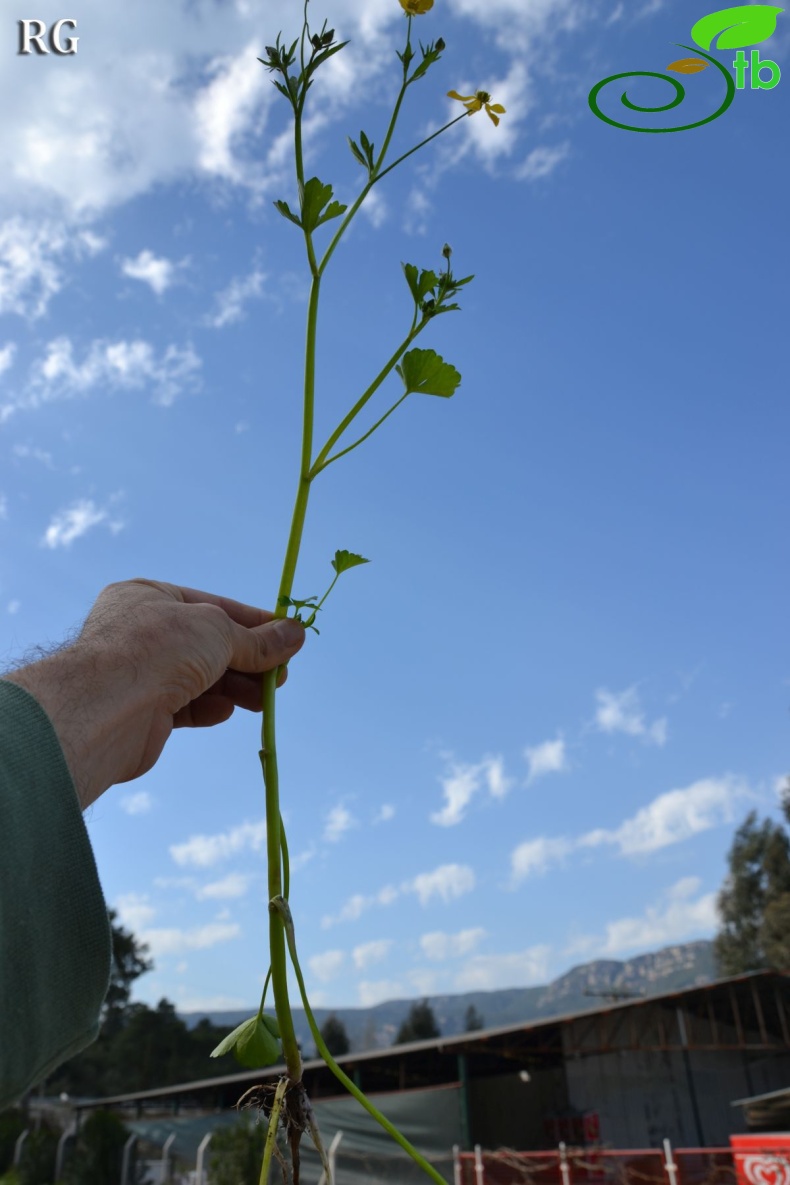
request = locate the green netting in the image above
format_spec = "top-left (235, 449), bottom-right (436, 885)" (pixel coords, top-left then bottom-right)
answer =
top-left (125, 1082), bottom-right (462, 1183)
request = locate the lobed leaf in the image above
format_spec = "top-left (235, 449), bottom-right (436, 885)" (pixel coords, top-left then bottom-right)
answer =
top-left (332, 550), bottom-right (371, 575)
top-left (396, 348), bottom-right (461, 398)
top-left (301, 177), bottom-right (346, 234)
top-left (274, 199), bottom-right (302, 227)
top-left (348, 137), bottom-right (367, 167)
top-left (316, 199), bottom-right (349, 228)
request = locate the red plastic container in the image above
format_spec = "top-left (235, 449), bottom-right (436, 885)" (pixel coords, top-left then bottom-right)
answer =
top-left (731, 1133), bottom-right (790, 1185)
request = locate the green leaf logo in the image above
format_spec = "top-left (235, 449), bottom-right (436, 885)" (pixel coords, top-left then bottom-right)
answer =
top-left (691, 5), bottom-right (784, 50)
top-left (667, 57), bottom-right (709, 73)
top-left (396, 348), bottom-right (461, 398)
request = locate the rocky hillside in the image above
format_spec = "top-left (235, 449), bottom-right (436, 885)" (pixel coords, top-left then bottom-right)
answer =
top-left (181, 940), bottom-right (716, 1053)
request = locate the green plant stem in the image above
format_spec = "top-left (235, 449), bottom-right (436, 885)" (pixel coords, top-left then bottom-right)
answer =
top-left (259, 691), bottom-right (301, 1082)
top-left (317, 17), bottom-right (414, 277)
top-left (314, 392), bottom-right (410, 475)
top-left (259, 1076), bottom-right (288, 1185)
top-left (310, 321), bottom-right (426, 478)
top-left (271, 895), bottom-right (449, 1185)
top-left (374, 112), bottom-right (468, 185)
top-left (260, 231), bottom-right (322, 1085)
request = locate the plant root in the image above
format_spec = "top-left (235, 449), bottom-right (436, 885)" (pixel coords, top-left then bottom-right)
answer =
top-left (237, 1077), bottom-right (318, 1185)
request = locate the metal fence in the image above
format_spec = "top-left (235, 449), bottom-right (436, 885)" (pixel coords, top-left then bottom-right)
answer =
top-left (451, 1143), bottom-right (754, 1185)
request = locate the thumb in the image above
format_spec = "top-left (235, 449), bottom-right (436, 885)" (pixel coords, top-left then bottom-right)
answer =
top-left (248, 617), bottom-right (306, 671)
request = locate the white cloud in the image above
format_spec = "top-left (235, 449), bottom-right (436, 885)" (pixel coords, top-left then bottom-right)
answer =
top-left (404, 863), bottom-right (476, 906)
top-left (12, 443), bottom-right (52, 466)
top-left (594, 686), bottom-right (668, 746)
top-left (430, 754), bottom-right (512, 826)
top-left (510, 776), bottom-right (749, 885)
top-left (325, 868), bottom-right (456, 929)
top-left (580, 776), bottom-right (747, 856)
top-left (114, 892), bottom-right (157, 933)
top-left (0, 220), bottom-right (66, 319)
top-left (352, 939), bottom-right (393, 970)
top-left (309, 950), bottom-right (345, 983)
top-left (323, 804), bottom-right (358, 843)
top-left (0, 220), bottom-right (107, 321)
top-left (290, 845), bottom-right (317, 872)
top-left (524, 736), bottom-right (568, 784)
top-left (21, 335), bottom-right (202, 411)
top-left (0, 343), bottom-right (16, 374)
top-left (170, 819), bottom-right (266, 868)
top-left (204, 268), bottom-right (266, 328)
top-left (455, 945), bottom-right (552, 991)
top-left (510, 836), bottom-right (573, 884)
top-left (573, 877), bottom-right (718, 958)
top-left (516, 142), bottom-right (571, 182)
top-left (119, 790), bottom-right (153, 816)
top-left (320, 881), bottom-right (401, 929)
top-left (121, 249), bottom-right (179, 295)
top-left (196, 872), bottom-right (253, 900)
top-left (143, 922), bottom-right (241, 958)
top-left (40, 497), bottom-right (126, 550)
top-left (373, 803), bottom-right (395, 824)
top-left (174, 991), bottom-right (248, 1012)
top-left (420, 928), bottom-right (486, 961)
top-left (359, 188), bottom-right (388, 228)
top-left (358, 979), bottom-right (404, 1007)
top-left (193, 45), bottom-right (270, 187)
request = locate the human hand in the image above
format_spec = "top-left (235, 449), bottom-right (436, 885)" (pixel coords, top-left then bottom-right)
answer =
top-left (3, 578), bottom-right (306, 809)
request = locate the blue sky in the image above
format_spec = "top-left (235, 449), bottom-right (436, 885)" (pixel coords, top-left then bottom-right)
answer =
top-left (1, 0), bottom-right (788, 1017)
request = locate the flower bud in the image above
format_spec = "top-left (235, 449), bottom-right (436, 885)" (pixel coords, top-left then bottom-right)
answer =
top-left (436, 38), bottom-right (445, 51)
top-left (442, 243), bottom-right (452, 259)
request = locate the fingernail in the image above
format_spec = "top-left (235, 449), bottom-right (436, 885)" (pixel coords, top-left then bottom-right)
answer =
top-left (275, 619), bottom-right (305, 647)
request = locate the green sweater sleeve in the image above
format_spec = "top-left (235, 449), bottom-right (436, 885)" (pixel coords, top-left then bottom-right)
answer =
top-left (0, 679), bottom-right (112, 1109)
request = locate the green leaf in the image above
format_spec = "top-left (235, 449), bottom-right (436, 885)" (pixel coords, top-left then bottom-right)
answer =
top-left (210, 1013), bottom-right (281, 1067)
top-left (691, 5), bottom-right (783, 49)
top-left (348, 137), bottom-right (367, 167)
top-left (417, 269), bottom-right (438, 302)
top-left (396, 349), bottom-right (461, 398)
top-left (402, 262), bottom-right (420, 304)
top-left (316, 199), bottom-right (348, 228)
top-left (332, 550), bottom-right (371, 575)
top-left (274, 199), bottom-right (302, 228)
top-left (301, 177), bottom-right (344, 234)
top-left (312, 40), bottom-right (350, 70)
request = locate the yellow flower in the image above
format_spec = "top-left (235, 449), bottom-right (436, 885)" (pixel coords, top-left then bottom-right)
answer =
top-left (399, 0), bottom-right (434, 13)
top-left (448, 89), bottom-right (506, 127)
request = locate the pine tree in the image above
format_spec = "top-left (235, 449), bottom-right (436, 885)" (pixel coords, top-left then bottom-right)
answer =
top-left (395, 999), bottom-right (440, 1044)
top-left (464, 1003), bottom-right (484, 1032)
top-left (320, 1013), bottom-right (351, 1056)
top-left (102, 908), bottom-right (154, 1036)
top-left (714, 785), bottom-right (790, 975)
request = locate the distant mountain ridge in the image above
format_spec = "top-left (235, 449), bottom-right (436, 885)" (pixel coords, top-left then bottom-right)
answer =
top-left (180, 940), bottom-right (716, 1054)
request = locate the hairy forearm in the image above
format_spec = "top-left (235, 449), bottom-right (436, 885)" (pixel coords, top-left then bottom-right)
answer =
top-left (1, 643), bottom-right (146, 811)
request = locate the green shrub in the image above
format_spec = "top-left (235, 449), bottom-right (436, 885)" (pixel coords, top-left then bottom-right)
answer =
top-left (16, 1125), bottom-right (58, 1185)
top-left (208, 1119), bottom-right (267, 1185)
top-left (0, 1111), bottom-right (26, 1175)
top-left (61, 1111), bottom-right (131, 1185)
